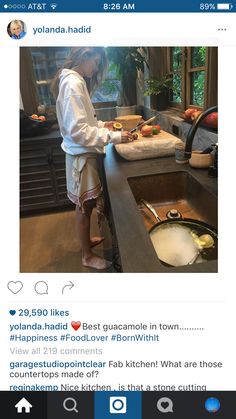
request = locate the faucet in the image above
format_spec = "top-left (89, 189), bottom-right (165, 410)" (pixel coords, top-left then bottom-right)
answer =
top-left (184, 106), bottom-right (218, 159)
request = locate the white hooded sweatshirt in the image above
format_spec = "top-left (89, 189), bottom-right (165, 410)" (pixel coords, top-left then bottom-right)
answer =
top-left (56, 69), bottom-right (121, 155)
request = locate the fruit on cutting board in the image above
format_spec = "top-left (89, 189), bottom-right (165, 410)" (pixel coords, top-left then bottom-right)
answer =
top-left (113, 122), bottom-right (123, 131)
top-left (152, 128), bottom-right (159, 135)
top-left (141, 125), bottom-right (153, 137)
top-left (152, 124), bottom-right (161, 134)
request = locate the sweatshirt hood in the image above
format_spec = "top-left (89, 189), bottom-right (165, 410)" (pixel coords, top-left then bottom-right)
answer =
top-left (59, 68), bottom-right (84, 83)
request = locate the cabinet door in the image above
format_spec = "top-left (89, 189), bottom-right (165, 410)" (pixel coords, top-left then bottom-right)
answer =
top-left (50, 143), bottom-right (69, 205)
top-left (20, 139), bottom-right (71, 213)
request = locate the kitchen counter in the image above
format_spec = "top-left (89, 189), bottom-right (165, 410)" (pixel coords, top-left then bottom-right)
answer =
top-left (103, 144), bottom-right (218, 273)
top-left (20, 129), bottom-right (217, 272)
top-left (20, 127), bottom-right (61, 143)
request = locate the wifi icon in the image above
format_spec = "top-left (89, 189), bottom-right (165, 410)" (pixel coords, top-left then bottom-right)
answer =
top-left (50, 3), bottom-right (57, 10)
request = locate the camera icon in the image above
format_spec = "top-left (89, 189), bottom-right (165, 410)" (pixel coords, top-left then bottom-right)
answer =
top-left (109, 397), bottom-right (127, 414)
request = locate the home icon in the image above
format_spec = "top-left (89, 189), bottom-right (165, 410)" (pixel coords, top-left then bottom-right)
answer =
top-left (15, 397), bottom-right (33, 413)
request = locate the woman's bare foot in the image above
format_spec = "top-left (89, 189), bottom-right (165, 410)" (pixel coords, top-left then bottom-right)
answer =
top-left (90, 236), bottom-right (105, 248)
top-left (82, 253), bottom-right (111, 270)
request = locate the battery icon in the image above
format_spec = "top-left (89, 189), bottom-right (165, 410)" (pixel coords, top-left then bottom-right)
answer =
top-left (217, 3), bottom-right (233, 9)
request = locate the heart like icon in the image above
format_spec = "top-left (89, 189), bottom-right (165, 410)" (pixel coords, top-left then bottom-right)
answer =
top-left (7, 281), bottom-right (23, 294)
top-left (9, 310), bottom-right (16, 316)
top-left (71, 321), bottom-right (81, 331)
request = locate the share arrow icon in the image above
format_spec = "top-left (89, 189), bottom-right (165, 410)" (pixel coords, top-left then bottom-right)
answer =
top-left (62, 281), bottom-right (75, 294)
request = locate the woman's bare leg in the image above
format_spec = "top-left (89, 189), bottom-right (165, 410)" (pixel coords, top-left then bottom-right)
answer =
top-left (90, 236), bottom-right (105, 248)
top-left (76, 203), bottom-right (110, 270)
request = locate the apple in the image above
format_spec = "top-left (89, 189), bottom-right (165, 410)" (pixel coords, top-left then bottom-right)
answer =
top-left (141, 125), bottom-right (153, 137)
top-left (203, 112), bottom-right (218, 129)
top-left (191, 110), bottom-right (202, 121)
top-left (184, 108), bottom-right (198, 120)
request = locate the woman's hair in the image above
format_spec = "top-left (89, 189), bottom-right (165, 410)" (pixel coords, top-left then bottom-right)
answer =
top-left (50, 47), bottom-right (108, 100)
top-left (10, 20), bottom-right (23, 33)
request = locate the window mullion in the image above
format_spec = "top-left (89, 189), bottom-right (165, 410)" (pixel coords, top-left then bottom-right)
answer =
top-left (182, 47), bottom-right (187, 109)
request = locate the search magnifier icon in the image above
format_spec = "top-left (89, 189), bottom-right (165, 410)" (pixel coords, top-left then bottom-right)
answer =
top-left (63, 398), bottom-right (78, 414)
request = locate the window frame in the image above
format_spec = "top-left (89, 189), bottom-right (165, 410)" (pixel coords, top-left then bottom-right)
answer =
top-left (186, 47), bottom-right (208, 109)
top-left (167, 47), bottom-right (211, 111)
top-left (167, 47), bottom-right (186, 110)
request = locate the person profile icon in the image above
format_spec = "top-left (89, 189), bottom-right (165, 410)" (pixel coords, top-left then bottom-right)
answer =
top-left (8, 20), bottom-right (27, 40)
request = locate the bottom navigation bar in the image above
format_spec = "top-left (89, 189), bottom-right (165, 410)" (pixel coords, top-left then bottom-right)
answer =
top-left (0, 391), bottom-right (234, 418)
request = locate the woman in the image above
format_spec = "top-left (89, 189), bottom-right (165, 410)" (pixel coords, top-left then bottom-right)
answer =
top-left (9, 20), bottom-right (26, 39)
top-left (51, 47), bottom-right (136, 270)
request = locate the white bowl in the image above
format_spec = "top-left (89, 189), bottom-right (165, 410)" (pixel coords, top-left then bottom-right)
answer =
top-left (189, 150), bottom-right (213, 168)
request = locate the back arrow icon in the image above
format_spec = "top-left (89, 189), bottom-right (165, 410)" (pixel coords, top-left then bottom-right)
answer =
top-left (62, 281), bottom-right (74, 294)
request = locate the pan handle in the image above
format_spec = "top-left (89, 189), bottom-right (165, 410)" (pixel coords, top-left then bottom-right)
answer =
top-left (140, 199), bottom-right (162, 223)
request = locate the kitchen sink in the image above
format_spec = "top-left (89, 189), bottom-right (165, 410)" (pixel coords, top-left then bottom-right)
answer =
top-left (127, 171), bottom-right (217, 232)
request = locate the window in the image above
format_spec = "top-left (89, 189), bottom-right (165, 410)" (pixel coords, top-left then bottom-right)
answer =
top-left (171, 47), bottom-right (183, 104)
top-left (21, 47), bottom-right (120, 111)
top-left (168, 47), bottom-right (217, 110)
top-left (91, 62), bottom-right (121, 105)
top-left (30, 47), bottom-right (68, 106)
top-left (189, 47), bottom-right (207, 107)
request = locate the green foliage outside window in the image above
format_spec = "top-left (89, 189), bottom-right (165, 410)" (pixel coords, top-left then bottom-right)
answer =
top-left (191, 47), bottom-right (206, 67)
top-left (172, 47), bottom-right (182, 70)
top-left (172, 73), bottom-right (182, 103)
top-left (191, 71), bottom-right (205, 107)
top-left (171, 47), bottom-right (206, 107)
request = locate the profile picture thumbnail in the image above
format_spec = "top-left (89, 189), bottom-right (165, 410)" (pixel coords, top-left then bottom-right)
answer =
top-left (7, 20), bottom-right (27, 40)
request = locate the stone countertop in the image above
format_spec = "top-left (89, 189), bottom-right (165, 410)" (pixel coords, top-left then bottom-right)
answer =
top-left (103, 144), bottom-right (218, 273)
top-left (20, 127), bottom-right (61, 142)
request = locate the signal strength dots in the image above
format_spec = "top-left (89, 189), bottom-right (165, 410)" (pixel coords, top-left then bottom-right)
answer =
top-left (50, 3), bottom-right (57, 10)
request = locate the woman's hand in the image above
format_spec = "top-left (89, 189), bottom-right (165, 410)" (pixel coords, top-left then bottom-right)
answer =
top-left (104, 121), bottom-right (116, 130)
top-left (121, 131), bottom-right (138, 143)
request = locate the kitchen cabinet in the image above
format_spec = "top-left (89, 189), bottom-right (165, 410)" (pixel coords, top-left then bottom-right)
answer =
top-left (20, 130), bottom-right (73, 214)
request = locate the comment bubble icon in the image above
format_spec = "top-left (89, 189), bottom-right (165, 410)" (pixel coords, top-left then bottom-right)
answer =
top-left (34, 281), bottom-right (48, 295)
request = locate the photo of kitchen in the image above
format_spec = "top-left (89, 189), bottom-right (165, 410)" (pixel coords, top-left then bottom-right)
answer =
top-left (20, 46), bottom-right (218, 273)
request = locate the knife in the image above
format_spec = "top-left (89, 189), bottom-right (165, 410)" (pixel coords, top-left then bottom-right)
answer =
top-left (130, 115), bottom-right (159, 133)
